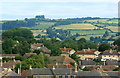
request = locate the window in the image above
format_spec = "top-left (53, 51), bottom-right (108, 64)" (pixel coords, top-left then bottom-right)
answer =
top-left (48, 76), bottom-right (52, 78)
top-left (59, 75), bottom-right (62, 78)
top-left (36, 76), bottom-right (40, 78)
top-left (42, 76), bottom-right (46, 78)
top-left (71, 76), bottom-right (74, 78)
top-left (65, 75), bottom-right (68, 78)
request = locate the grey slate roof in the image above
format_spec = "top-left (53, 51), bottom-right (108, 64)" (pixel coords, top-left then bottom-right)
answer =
top-left (106, 72), bottom-right (120, 77)
top-left (79, 60), bottom-right (104, 65)
top-left (29, 68), bottom-right (102, 76)
top-left (2, 71), bottom-right (23, 78)
top-left (52, 68), bottom-right (74, 75)
top-left (106, 60), bottom-right (119, 65)
top-left (30, 68), bottom-right (53, 75)
top-left (77, 70), bottom-right (101, 76)
top-left (102, 51), bottom-right (119, 55)
top-left (80, 60), bottom-right (96, 65)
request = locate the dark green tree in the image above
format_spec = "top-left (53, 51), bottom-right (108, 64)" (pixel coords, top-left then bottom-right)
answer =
top-left (98, 43), bottom-right (110, 51)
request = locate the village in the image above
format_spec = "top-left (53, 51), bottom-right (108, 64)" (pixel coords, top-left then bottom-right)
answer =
top-left (0, 42), bottom-right (119, 78)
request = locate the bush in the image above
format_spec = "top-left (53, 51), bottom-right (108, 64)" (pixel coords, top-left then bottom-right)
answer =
top-left (113, 67), bottom-right (120, 71)
top-left (83, 67), bottom-right (92, 71)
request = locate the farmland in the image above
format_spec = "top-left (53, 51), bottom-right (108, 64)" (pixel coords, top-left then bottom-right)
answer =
top-left (84, 19), bottom-right (108, 22)
top-left (28, 22), bottom-right (55, 30)
top-left (54, 23), bottom-right (99, 30)
top-left (105, 26), bottom-right (119, 32)
top-left (71, 29), bottom-right (106, 35)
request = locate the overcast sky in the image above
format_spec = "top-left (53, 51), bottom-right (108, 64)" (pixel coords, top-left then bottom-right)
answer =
top-left (0, 0), bottom-right (119, 20)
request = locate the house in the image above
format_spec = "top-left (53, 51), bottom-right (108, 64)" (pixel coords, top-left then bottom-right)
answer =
top-left (27, 68), bottom-right (102, 78)
top-left (0, 54), bottom-right (20, 60)
top-left (31, 43), bottom-right (51, 54)
top-left (49, 56), bottom-right (76, 64)
top-left (31, 43), bottom-right (44, 50)
top-left (1, 68), bottom-right (22, 78)
top-left (60, 47), bottom-right (76, 56)
top-left (75, 49), bottom-right (98, 60)
top-left (0, 60), bottom-right (21, 69)
top-left (24, 53), bottom-right (37, 57)
top-left (101, 50), bottom-right (119, 61)
top-left (47, 64), bottom-right (75, 69)
top-left (39, 47), bottom-right (51, 54)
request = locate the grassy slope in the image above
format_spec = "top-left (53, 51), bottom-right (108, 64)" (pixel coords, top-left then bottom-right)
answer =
top-left (105, 26), bottom-right (120, 32)
top-left (25, 22), bottom-right (55, 30)
top-left (54, 23), bottom-right (99, 30)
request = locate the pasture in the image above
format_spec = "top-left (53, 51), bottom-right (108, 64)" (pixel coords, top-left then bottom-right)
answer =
top-left (105, 26), bottom-right (119, 32)
top-left (71, 29), bottom-right (106, 35)
top-left (54, 23), bottom-right (99, 30)
top-left (28, 22), bottom-right (55, 30)
top-left (84, 19), bottom-right (108, 22)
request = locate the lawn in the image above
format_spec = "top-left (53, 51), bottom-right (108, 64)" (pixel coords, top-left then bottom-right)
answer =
top-left (55, 23), bottom-right (99, 30)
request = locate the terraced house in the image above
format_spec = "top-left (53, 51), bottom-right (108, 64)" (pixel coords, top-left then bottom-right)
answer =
top-left (28, 68), bottom-right (102, 78)
top-left (75, 49), bottom-right (100, 60)
top-left (101, 50), bottom-right (120, 61)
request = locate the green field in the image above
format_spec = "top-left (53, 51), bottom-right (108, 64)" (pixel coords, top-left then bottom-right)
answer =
top-left (71, 29), bottom-right (106, 35)
top-left (100, 19), bottom-right (118, 24)
top-left (55, 23), bottom-right (99, 30)
top-left (85, 19), bottom-right (108, 22)
top-left (27, 22), bottom-right (55, 30)
top-left (105, 26), bottom-right (119, 32)
top-left (76, 35), bottom-right (102, 40)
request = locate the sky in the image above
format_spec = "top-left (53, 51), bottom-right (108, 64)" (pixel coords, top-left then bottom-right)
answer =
top-left (0, 0), bottom-right (119, 20)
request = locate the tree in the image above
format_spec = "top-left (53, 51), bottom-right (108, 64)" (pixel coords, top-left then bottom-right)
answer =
top-left (2, 28), bottom-right (34, 55)
top-left (50, 46), bottom-right (62, 56)
top-left (33, 50), bottom-right (41, 54)
top-left (103, 31), bottom-right (109, 38)
top-left (78, 38), bottom-right (86, 43)
top-left (113, 39), bottom-right (120, 46)
top-left (98, 43), bottom-right (110, 51)
top-left (70, 53), bottom-right (80, 62)
top-left (15, 53), bottom-right (50, 71)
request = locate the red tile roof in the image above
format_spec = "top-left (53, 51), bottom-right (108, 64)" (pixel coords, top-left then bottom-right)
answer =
top-left (0, 54), bottom-right (20, 56)
top-left (25, 53), bottom-right (37, 56)
top-left (21, 70), bottom-right (28, 76)
top-left (63, 56), bottom-right (76, 63)
top-left (60, 48), bottom-right (75, 54)
top-left (66, 64), bottom-right (75, 68)
top-left (0, 60), bottom-right (21, 68)
top-left (75, 49), bottom-right (96, 55)
top-left (32, 43), bottom-right (43, 47)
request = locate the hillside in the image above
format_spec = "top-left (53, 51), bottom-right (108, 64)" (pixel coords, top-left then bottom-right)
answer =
top-left (1, 16), bottom-right (119, 43)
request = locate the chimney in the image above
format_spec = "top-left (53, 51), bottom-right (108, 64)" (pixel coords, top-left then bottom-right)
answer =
top-left (13, 59), bottom-right (16, 62)
top-left (103, 61), bottom-right (106, 65)
top-left (75, 63), bottom-right (78, 72)
top-left (110, 49), bottom-right (113, 54)
top-left (83, 49), bottom-right (86, 52)
top-left (29, 65), bottom-right (32, 70)
top-left (53, 66), bottom-right (55, 70)
top-left (8, 68), bottom-right (12, 72)
top-left (1, 59), bottom-right (2, 67)
top-left (18, 68), bottom-right (20, 75)
top-left (88, 48), bottom-right (90, 51)
top-left (56, 62), bottom-right (58, 68)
